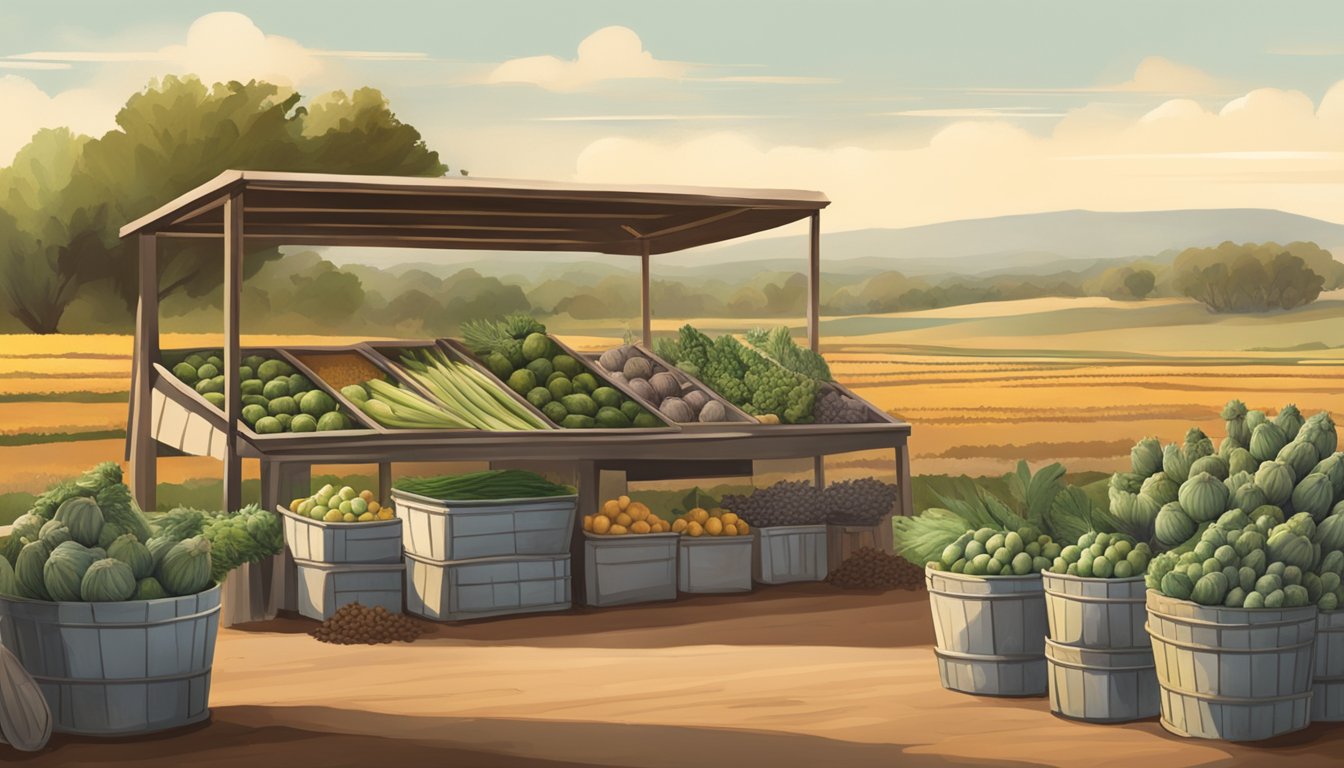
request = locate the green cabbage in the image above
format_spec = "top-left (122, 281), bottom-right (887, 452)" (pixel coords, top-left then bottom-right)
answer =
top-left (81, 558), bottom-right (136, 602)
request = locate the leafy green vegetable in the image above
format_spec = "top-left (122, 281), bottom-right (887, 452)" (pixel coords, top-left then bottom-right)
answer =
top-left (670, 325), bottom-right (817, 424)
top-left (199, 504), bottom-right (283, 582)
top-left (745, 326), bottom-right (832, 382)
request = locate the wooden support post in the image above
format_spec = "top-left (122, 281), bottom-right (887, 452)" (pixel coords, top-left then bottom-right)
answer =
top-left (896, 443), bottom-right (913, 518)
top-left (640, 239), bottom-right (652, 347)
top-left (807, 211), bottom-right (821, 352)
top-left (808, 212), bottom-right (824, 493)
top-left (261, 460), bottom-right (310, 613)
top-left (378, 462), bottom-right (393, 500)
top-left (223, 192), bottom-right (244, 512)
top-left (130, 234), bottom-right (158, 511)
top-left (570, 460), bottom-right (601, 606)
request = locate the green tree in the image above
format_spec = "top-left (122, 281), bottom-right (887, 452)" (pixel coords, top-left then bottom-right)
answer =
top-left (1123, 269), bottom-right (1155, 300)
top-left (0, 129), bottom-right (98, 332)
top-left (1174, 242), bottom-right (1324, 312)
top-left (49, 76), bottom-right (447, 321)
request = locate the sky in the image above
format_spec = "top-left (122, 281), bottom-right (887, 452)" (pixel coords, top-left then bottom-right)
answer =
top-left (4, 0), bottom-right (1344, 234)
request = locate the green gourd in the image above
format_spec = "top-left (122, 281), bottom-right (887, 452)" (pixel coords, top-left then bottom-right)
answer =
top-left (157, 536), bottom-right (213, 596)
top-left (133, 577), bottom-right (170, 601)
top-left (15, 539), bottom-right (52, 600)
top-left (53, 497), bottom-right (104, 548)
top-left (43, 541), bottom-right (100, 602)
top-left (80, 558), bottom-right (136, 602)
top-left (107, 534), bottom-right (155, 580)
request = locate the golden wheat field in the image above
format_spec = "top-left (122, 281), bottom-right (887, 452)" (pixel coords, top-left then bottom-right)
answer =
top-left (3, 309), bottom-right (1343, 496)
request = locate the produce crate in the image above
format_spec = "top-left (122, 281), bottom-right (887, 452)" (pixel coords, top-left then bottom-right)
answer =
top-left (279, 505), bottom-right (403, 564)
top-left (827, 521), bottom-right (894, 564)
top-left (813, 380), bottom-right (898, 425)
top-left (678, 535), bottom-right (754, 593)
top-left (404, 551), bottom-right (571, 621)
top-left (294, 559), bottom-right (405, 621)
top-left (753, 524), bottom-right (828, 584)
top-left (156, 346), bottom-right (375, 443)
top-left (366, 339), bottom-right (555, 431)
top-left (584, 532), bottom-right (679, 607)
top-left (392, 489), bottom-right (577, 560)
top-left (218, 554), bottom-right (284, 628)
top-left (286, 344), bottom-right (449, 434)
top-left (0, 586), bottom-right (221, 737)
top-left (585, 344), bottom-right (756, 426)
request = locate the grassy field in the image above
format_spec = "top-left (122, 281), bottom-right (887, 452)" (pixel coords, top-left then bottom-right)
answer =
top-left (2, 295), bottom-right (1342, 521)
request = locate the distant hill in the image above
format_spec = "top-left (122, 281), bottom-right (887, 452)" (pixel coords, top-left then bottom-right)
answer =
top-left (685, 209), bottom-right (1344, 277)
top-left (334, 208), bottom-right (1344, 282)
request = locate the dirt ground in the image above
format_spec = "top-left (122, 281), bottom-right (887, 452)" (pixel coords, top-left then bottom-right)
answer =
top-left (9, 585), bottom-right (1344, 768)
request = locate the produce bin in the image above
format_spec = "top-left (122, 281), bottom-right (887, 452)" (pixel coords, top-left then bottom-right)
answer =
top-left (584, 532), bottom-right (679, 607)
top-left (293, 559), bottom-right (405, 621)
top-left (1042, 572), bottom-right (1157, 722)
top-left (753, 524), bottom-right (828, 584)
top-left (678, 535), bottom-right (754, 594)
top-left (1314, 609), bottom-right (1344, 721)
top-left (0, 586), bottom-right (221, 737)
top-left (926, 565), bottom-right (1048, 697)
top-left (827, 521), bottom-right (893, 564)
top-left (404, 551), bottom-right (571, 621)
top-left (392, 489), bottom-right (577, 560)
top-left (1146, 590), bottom-right (1317, 740)
top-left (280, 505), bottom-right (402, 564)
top-left (586, 344), bottom-right (756, 426)
top-left (366, 340), bottom-right (556, 431)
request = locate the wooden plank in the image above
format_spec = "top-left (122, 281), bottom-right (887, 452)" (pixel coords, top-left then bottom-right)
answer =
top-left (617, 459), bottom-right (754, 482)
top-left (640, 241), bottom-right (652, 347)
top-left (130, 233), bottom-right (158, 511)
top-left (378, 462), bottom-right (392, 500)
top-left (223, 192), bottom-right (244, 511)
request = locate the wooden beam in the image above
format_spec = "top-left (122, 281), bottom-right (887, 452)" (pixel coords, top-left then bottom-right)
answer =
top-left (130, 234), bottom-right (158, 511)
top-left (644, 206), bottom-right (750, 239)
top-left (571, 460), bottom-right (600, 606)
top-left (641, 240), bottom-right (652, 347)
top-left (807, 211), bottom-right (821, 353)
top-left (896, 444), bottom-right (913, 518)
top-left (378, 462), bottom-right (393, 501)
top-left (223, 192), bottom-right (244, 512)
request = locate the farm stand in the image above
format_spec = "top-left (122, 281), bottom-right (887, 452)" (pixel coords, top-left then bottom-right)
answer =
top-left (119, 171), bottom-right (912, 604)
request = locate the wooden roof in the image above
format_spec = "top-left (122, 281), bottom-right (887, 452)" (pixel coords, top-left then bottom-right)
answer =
top-left (119, 170), bottom-right (829, 255)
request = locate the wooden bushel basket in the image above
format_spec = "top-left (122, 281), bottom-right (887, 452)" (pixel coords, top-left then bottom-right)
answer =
top-left (926, 565), bottom-right (1048, 697)
top-left (1146, 590), bottom-right (1317, 741)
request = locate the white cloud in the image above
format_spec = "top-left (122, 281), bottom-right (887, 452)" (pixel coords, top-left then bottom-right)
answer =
top-left (0, 76), bottom-right (120, 164)
top-left (573, 80), bottom-right (1344, 232)
top-left (1109, 56), bottom-right (1226, 94)
top-left (488, 26), bottom-right (686, 92)
top-left (886, 107), bottom-right (1066, 118)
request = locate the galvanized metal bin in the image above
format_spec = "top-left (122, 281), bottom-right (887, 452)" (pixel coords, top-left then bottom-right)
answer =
top-left (926, 565), bottom-right (1048, 697)
top-left (1312, 609), bottom-right (1344, 721)
top-left (678, 536), bottom-right (753, 594)
top-left (1042, 572), bottom-right (1157, 722)
top-left (280, 505), bottom-right (402, 564)
top-left (584, 532), bottom-right (678, 607)
top-left (753, 525), bottom-right (828, 585)
top-left (392, 490), bottom-right (577, 560)
top-left (404, 551), bottom-right (570, 621)
top-left (218, 554), bottom-right (284, 628)
top-left (293, 559), bottom-right (404, 621)
top-left (1146, 589), bottom-right (1317, 741)
top-left (0, 586), bottom-right (221, 737)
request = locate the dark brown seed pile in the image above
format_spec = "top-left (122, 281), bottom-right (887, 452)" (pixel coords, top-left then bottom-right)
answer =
top-left (826, 548), bottom-right (926, 590)
top-left (310, 603), bottom-right (425, 645)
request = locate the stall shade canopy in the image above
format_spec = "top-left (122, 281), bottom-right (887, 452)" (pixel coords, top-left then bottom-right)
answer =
top-left (119, 170), bottom-right (830, 255)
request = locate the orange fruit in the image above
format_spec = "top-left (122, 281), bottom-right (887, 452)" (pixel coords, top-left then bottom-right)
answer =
top-left (687, 521), bottom-right (704, 537)
top-left (592, 515), bottom-right (611, 535)
top-left (609, 524), bottom-right (629, 535)
top-left (602, 500), bottom-right (622, 518)
top-left (583, 514), bottom-right (594, 532)
top-left (618, 495), bottom-right (632, 511)
top-left (737, 521), bottom-right (750, 535)
top-left (631, 520), bottom-right (651, 534)
top-left (615, 512), bottom-right (633, 527)
top-left (672, 519), bottom-right (689, 533)
top-left (721, 512), bottom-right (739, 526)
top-left (723, 523), bottom-right (739, 536)
top-left (705, 518), bottom-right (724, 536)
